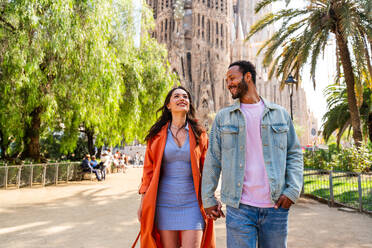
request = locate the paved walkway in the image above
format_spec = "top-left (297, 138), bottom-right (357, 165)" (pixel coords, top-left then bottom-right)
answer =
top-left (0, 168), bottom-right (372, 248)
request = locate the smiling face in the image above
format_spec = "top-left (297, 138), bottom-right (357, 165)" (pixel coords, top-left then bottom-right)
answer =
top-left (226, 65), bottom-right (249, 99)
top-left (167, 88), bottom-right (190, 114)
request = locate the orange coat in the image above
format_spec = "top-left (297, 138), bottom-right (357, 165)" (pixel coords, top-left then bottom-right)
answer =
top-left (138, 122), bottom-right (215, 248)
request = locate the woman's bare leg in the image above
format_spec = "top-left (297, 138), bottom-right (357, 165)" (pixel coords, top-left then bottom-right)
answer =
top-left (159, 230), bottom-right (180, 248)
top-left (181, 230), bottom-right (203, 248)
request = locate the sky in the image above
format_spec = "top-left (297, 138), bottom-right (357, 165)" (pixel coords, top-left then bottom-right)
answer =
top-left (133, 0), bottom-right (334, 127)
top-left (132, 0), bottom-right (142, 47)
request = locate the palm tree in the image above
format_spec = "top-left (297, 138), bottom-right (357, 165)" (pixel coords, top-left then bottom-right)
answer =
top-left (247, 0), bottom-right (372, 146)
top-left (322, 83), bottom-right (372, 146)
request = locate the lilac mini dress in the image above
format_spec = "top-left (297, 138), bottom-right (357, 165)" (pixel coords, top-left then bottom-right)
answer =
top-left (155, 127), bottom-right (205, 230)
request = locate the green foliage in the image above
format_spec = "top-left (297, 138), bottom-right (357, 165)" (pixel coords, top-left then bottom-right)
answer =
top-left (0, 0), bottom-right (176, 160)
top-left (40, 133), bottom-right (63, 160)
top-left (303, 172), bottom-right (372, 211)
top-left (304, 144), bottom-right (372, 172)
top-left (322, 82), bottom-right (372, 144)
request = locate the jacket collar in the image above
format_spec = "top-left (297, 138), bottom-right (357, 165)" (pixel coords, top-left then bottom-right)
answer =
top-left (229, 97), bottom-right (277, 112)
top-left (155, 122), bottom-right (169, 138)
top-left (156, 121), bottom-right (190, 138)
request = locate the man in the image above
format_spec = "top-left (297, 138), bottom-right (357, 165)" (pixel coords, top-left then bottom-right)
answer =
top-left (105, 148), bottom-right (113, 174)
top-left (99, 151), bottom-right (109, 180)
top-left (81, 154), bottom-right (91, 171)
top-left (81, 154), bottom-right (102, 181)
top-left (201, 61), bottom-right (303, 248)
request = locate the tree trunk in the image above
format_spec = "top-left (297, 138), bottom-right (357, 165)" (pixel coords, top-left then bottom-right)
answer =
top-left (369, 112), bottom-right (372, 143)
top-left (22, 106), bottom-right (43, 161)
top-left (96, 146), bottom-right (102, 159)
top-left (336, 34), bottom-right (363, 146)
top-left (0, 128), bottom-right (7, 159)
top-left (85, 127), bottom-right (95, 156)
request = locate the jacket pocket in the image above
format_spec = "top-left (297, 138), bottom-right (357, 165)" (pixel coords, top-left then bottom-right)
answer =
top-left (221, 125), bottom-right (239, 150)
top-left (271, 124), bottom-right (288, 150)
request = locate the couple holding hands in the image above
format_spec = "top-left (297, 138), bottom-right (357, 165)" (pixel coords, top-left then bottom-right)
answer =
top-left (134, 60), bottom-right (303, 248)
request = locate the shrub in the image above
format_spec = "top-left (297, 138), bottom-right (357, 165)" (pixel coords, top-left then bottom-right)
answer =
top-left (304, 145), bottom-right (372, 172)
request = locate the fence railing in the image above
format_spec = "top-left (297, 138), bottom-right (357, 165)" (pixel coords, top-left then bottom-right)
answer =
top-left (0, 162), bottom-right (82, 189)
top-left (303, 169), bottom-right (372, 214)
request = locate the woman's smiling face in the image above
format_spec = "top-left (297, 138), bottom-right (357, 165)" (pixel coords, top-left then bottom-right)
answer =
top-left (167, 88), bottom-right (190, 114)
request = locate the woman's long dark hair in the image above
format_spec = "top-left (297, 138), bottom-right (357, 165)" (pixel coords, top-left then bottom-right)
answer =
top-left (145, 86), bottom-right (204, 144)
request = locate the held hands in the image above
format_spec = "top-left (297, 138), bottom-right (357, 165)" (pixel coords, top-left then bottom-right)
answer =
top-left (274, 194), bottom-right (294, 209)
top-left (137, 204), bottom-right (142, 222)
top-left (204, 201), bottom-right (225, 221)
top-left (137, 194), bottom-right (145, 222)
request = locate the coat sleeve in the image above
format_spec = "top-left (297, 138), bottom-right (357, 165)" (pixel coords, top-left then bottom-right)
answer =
top-left (138, 140), bottom-right (154, 194)
top-left (199, 132), bottom-right (209, 173)
top-left (201, 114), bottom-right (222, 208)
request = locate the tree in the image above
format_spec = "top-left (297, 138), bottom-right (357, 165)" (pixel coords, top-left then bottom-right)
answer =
top-left (0, 0), bottom-right (126, 161)
top-left (322, 82), bottom-right (372, 145)
top-left (0, 0), bottom-right (176, 160)
top-left (247, 0), bottom-right (372, 146)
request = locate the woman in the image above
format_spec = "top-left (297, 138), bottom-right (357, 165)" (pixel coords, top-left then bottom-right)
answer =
top-left (135, 86), bottom-right (215, 248)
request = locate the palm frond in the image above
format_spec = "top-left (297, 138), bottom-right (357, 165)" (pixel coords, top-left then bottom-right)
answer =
top-left (336, 119), bottom-right (352, 145)
top-left (256, 19), bottom-right (306, 56)
top-left (246, 9), bottom-right (308, 41)
top-left (310, 29), bottom-right (329, 89)
top-left (322, 102), bottom-right (350, 142)
top-left (255, 0), bottom-right (286, 14)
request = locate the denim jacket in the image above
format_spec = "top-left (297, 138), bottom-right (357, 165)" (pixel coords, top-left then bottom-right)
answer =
top-left (201, 98), bottom-right (303, 209)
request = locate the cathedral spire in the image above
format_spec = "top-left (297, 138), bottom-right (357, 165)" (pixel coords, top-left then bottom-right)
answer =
top-left (236, 15), bottom-right (244, 41)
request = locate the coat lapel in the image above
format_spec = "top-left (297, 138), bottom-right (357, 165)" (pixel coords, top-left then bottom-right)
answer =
top-left (152, 123), bottom-right (169, 167)
top-left (188, 127), bottom-right (202, 202)
top-left (147, 122), bottom-right (168, 247)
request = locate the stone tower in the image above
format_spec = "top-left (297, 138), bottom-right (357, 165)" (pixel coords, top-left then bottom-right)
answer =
top-left (146, 0), bottom-right (318, 145)
top-left (146, 0), bottom-right (232, 129)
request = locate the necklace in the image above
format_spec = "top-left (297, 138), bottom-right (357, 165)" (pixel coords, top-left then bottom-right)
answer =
top-left (170, 121), bottom-right (186, 130)
top-left (170, 122), bottom-right (187, 147)
top-left (171, 124), bottom-right (183, 130)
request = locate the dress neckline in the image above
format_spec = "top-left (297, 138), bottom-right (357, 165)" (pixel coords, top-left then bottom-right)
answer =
top-left (168, 129), bottom-right (189, 149)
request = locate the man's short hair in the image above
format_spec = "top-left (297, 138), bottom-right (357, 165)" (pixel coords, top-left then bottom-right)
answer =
top-left (85, 154), bottom-right (90, 159)
top-left (228, 60), bottom-right (257, 85)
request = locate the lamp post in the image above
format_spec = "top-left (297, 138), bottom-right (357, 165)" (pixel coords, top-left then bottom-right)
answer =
top-left (285, 75), bottom-right (297, 120)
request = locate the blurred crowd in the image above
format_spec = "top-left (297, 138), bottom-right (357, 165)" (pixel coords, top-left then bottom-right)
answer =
top-left (80, 149), bottom-right (144, 181)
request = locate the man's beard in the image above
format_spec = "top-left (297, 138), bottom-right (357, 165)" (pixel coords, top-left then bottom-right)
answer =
top-left (231, 77), bottom-right (248, 99)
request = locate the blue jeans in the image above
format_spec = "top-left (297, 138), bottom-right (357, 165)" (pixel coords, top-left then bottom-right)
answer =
top-left (100, 165), bottom-right (106, 180)
top-left (226, 204), bottom-right (289, 248)
top-left (83, 168), bottom-right (101, 181)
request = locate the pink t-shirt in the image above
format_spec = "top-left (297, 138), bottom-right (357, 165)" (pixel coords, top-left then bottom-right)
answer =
top-left (240, 100), bottom-right (274, 208)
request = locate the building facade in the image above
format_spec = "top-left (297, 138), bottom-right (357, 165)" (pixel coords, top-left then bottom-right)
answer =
top-left (145, 0), bottom-right (317, 145)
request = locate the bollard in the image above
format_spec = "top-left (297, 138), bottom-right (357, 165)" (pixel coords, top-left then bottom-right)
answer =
top-left (55, 164), bottom-right (59, 185)
top-left (42, 165), bottom-right (47, 186)
top-left (357, 174), bottom-right (363, 212)
top-left (17, 166), bottom-right (22, 189)
top-left (66, 164), bottom-right (70, 183)
top-left (4, 165), bottom-right (8, 189)
top-left (301, 175), bottom-right (305, 195)
top-left (329, 171), bottom-right (334, 207)
top-left (29, 165), bottom-right (34, 188)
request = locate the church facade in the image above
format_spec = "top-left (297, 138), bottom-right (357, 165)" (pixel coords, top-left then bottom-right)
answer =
top-left (145, 0), bottom-right (318, 145)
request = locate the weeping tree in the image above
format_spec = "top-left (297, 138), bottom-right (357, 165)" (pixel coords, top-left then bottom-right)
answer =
top-left (247, 0), bottom-right (372, 146)
top-left (1, 0), bottom-right (85, 160)
top-left (0, 0), bottom-right (176, 161)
